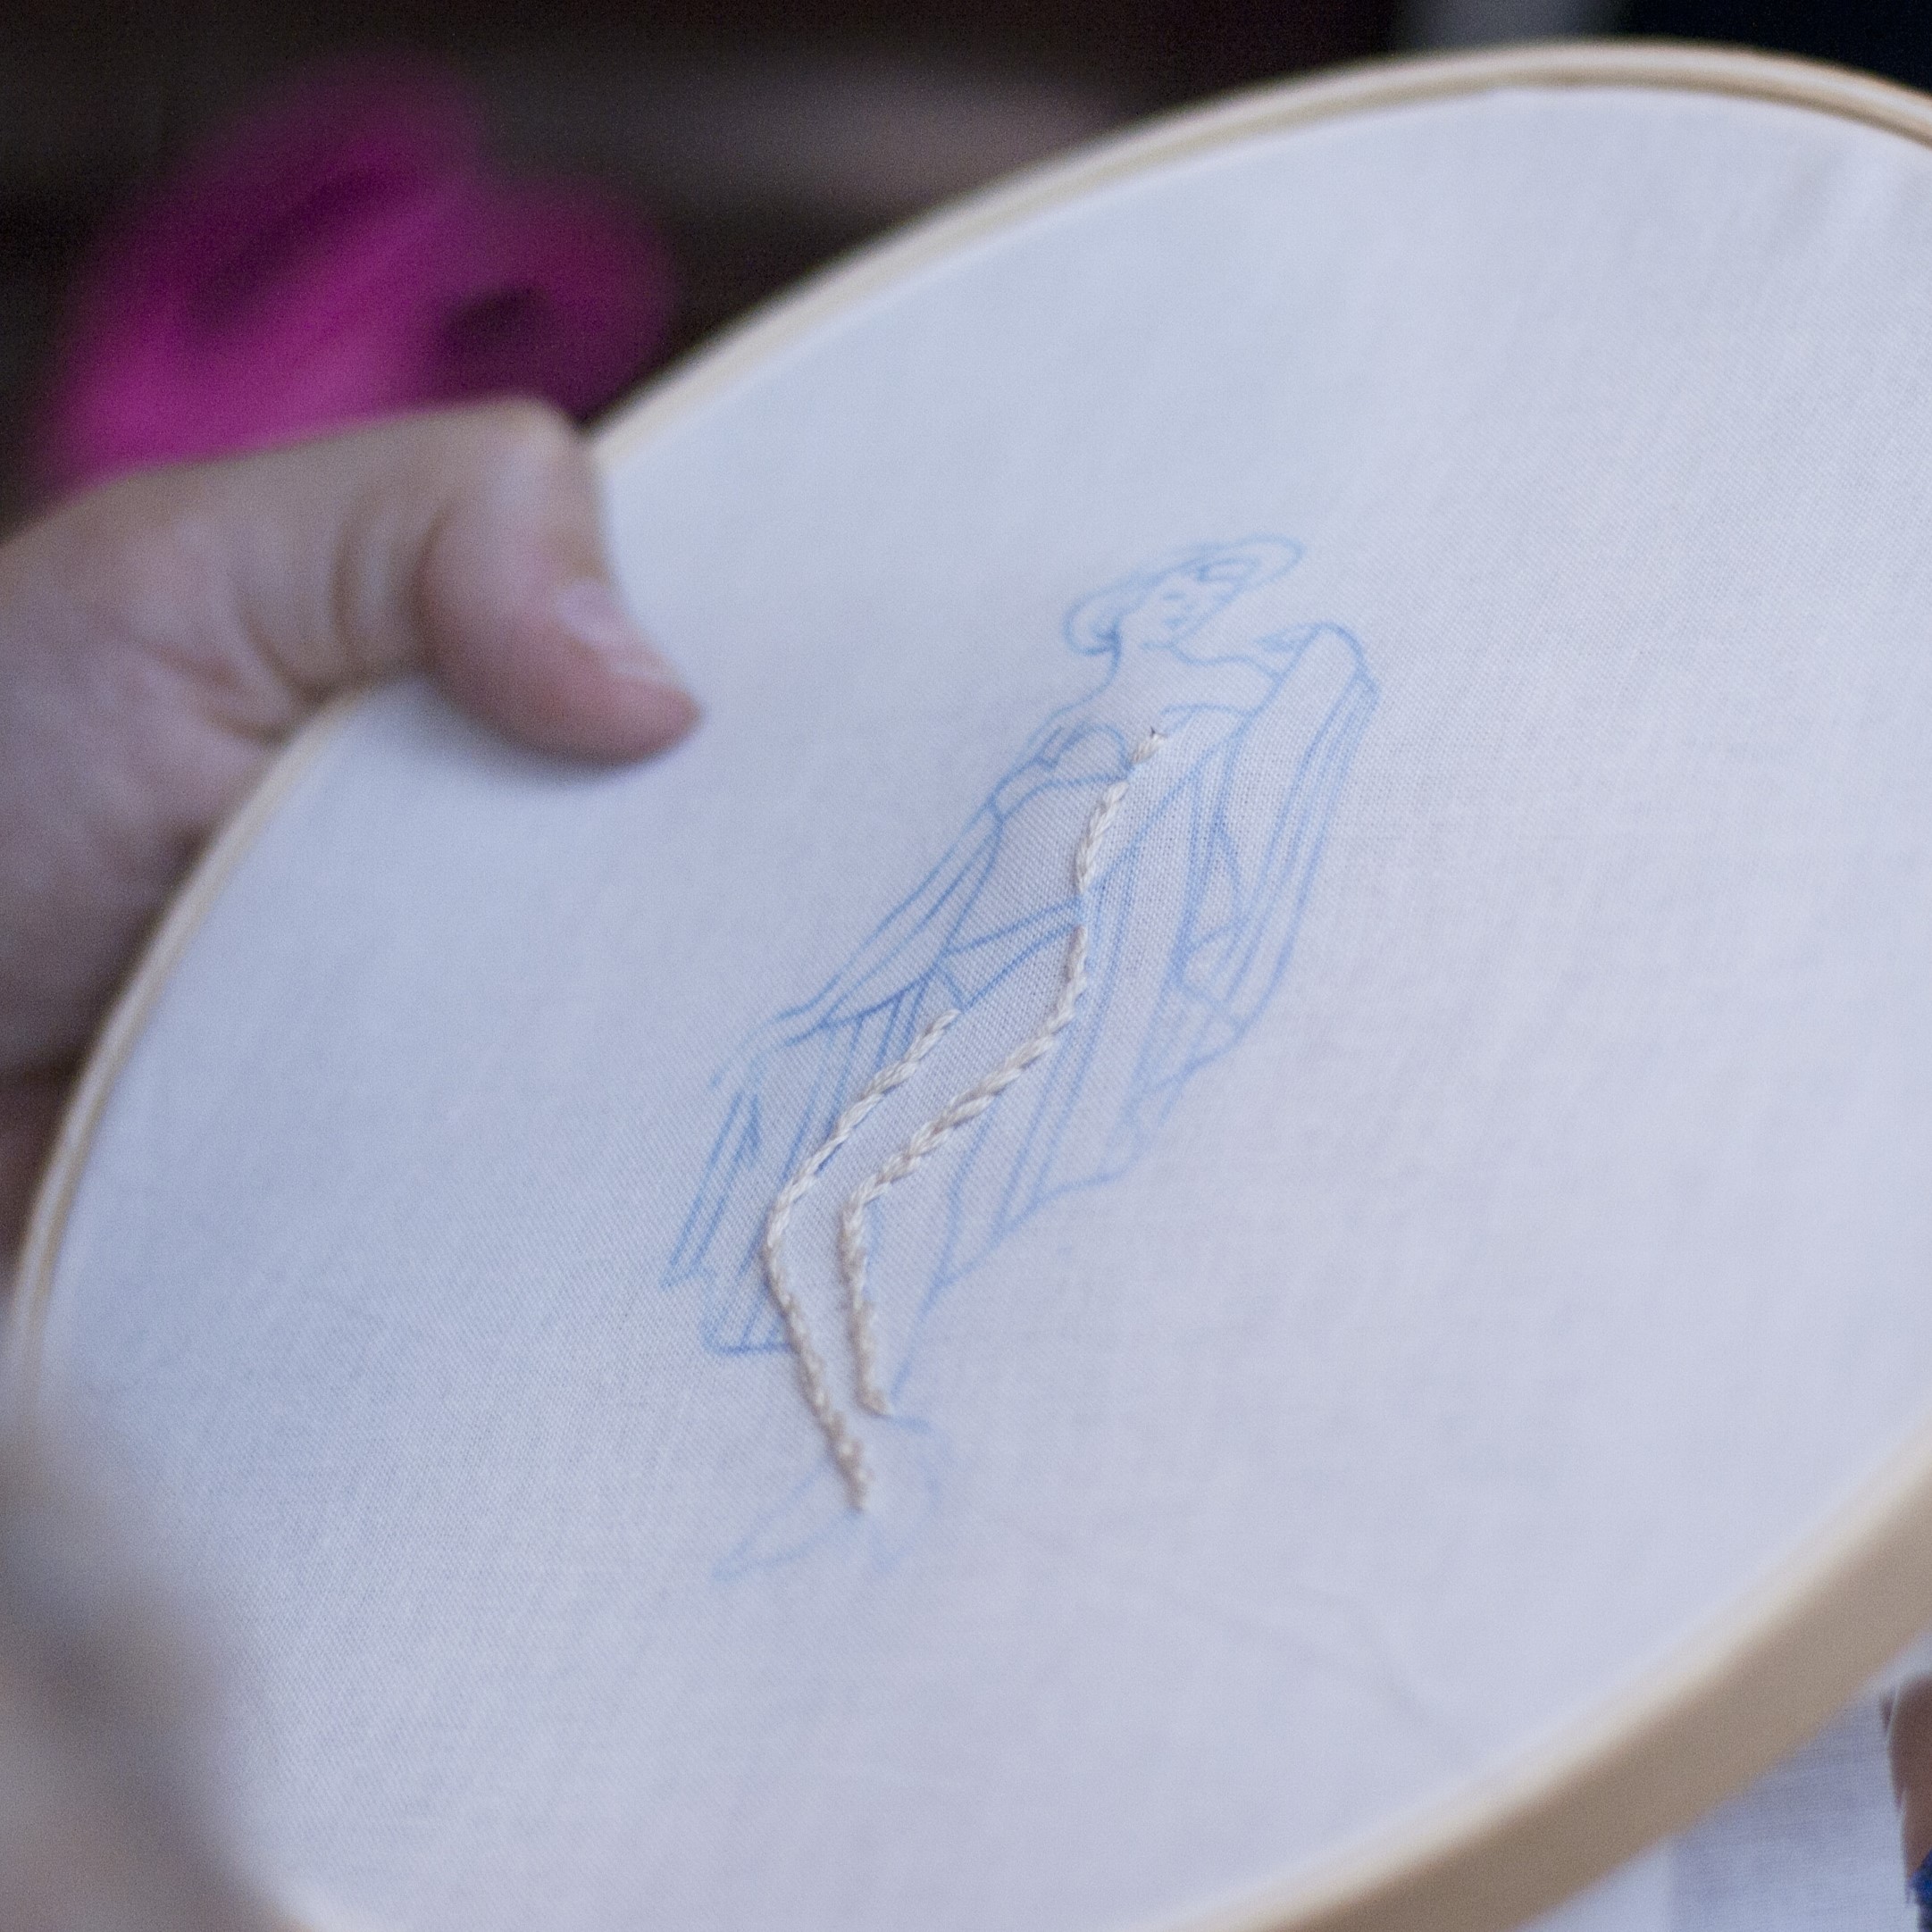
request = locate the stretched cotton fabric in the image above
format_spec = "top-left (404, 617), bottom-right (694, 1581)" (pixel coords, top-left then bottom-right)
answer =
top-left (28, 63), bottom-right (1932, 1932)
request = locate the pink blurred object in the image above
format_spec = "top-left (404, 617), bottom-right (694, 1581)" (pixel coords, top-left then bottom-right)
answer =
top-left (35, 64), bottom-right (675, 496)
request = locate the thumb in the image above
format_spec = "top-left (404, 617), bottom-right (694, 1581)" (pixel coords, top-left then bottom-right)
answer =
top-left (0, 400), bottom-right (697, 1105)
top-left (37, 399), bottom-right (698, 760)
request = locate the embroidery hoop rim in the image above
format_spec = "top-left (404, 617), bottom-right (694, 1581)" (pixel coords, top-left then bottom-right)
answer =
top-left (14, 38), bottom-right (1932, 1932)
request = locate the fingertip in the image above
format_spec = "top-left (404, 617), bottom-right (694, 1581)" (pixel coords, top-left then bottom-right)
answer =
top-left (576, 671), bottom-right (703, 762)
top-left (624, 677), bottom-right (704, 757)
top-left (411, 412), bottom-right (702, 761)
top-left (434, 574), bottom-right (701, 762)
top-left (532, 575), bottom-right (702, 759)
top-left (550, 578), bottom-right (696, 701)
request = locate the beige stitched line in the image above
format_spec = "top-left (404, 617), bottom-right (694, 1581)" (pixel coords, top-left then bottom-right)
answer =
top-left (758, 727), bottom-right (1165, 1504)
top-left (840, 726), bottom-right (1167, 1422)
top-left (758, 1008), bottom-right (958, 1505)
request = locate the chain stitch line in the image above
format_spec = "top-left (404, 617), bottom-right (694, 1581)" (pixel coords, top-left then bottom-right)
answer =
top-left (757, 726), bottom-right (1167, 1507)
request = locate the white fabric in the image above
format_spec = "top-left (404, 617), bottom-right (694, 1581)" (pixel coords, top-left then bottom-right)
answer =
top-left (32, 82), bottom-right (1932, 1932)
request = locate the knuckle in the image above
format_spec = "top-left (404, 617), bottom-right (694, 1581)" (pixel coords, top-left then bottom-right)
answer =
top-left (468, 397), bottom-right (581, 476)
top-left (54, 478), bottom-right (228, 632)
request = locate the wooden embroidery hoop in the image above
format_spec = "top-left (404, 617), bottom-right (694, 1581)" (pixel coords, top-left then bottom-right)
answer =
top-left (15, 38), bottom-right (1932, 1932)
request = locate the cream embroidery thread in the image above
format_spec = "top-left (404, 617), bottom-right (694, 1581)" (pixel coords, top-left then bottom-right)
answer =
top-left (761, 726), bottom-right (1166, 1506)
top-left (758, 1010), bottom-right (958, 1507)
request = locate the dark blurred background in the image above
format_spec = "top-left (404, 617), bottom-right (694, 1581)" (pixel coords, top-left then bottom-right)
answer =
top-left (1, 0), bottom-right (1928, 517)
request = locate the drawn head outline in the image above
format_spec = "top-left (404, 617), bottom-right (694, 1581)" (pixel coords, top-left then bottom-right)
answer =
top-left (1063, 537), bottom-right (1301, 663)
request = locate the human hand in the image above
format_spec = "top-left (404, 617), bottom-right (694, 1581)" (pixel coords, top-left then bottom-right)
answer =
top-left (0, 402), bottom-right (697, 1254)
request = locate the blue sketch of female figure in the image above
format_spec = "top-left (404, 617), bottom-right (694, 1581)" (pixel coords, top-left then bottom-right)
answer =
top-left (667, 538), bottom-right (1376, 1563)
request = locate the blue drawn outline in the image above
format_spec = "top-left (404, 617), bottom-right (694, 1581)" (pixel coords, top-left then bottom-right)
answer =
top-left (665, 539), bottom-right (1376, 1563)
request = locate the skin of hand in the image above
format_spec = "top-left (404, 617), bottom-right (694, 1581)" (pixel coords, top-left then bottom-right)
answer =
top-left (0, 400), bottom-right (698, 1256)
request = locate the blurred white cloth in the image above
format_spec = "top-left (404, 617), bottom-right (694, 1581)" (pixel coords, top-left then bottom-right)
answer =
top-left (1535, 1692), bottom-right (1911, 1929)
